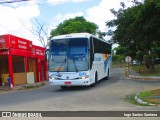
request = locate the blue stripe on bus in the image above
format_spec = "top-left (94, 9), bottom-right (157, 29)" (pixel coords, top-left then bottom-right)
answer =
top-left (104, 56), bottom-right (112, 72)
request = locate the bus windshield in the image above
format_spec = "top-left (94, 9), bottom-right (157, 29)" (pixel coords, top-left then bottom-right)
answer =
top-left (48, 38), bottom-right (89, 72)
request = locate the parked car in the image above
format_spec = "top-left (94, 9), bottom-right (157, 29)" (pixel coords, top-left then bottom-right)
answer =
top-left (131, 60), bottom-right (140, 66)
top-left (154, 58), bottom-right (160, 64)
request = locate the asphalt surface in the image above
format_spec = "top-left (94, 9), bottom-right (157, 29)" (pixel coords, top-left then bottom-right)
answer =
top-left (0, 67), bottom-right (159, 112)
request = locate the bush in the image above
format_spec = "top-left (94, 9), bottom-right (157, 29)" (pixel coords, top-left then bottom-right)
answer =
top-left (143, 54), bottom-right (155, 71)
top-left (112, 55), bottom-right (124, 63)
top-left (136, 51), bottom-right (143, 64)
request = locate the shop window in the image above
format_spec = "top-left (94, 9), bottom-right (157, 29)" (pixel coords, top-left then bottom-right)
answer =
top-left (13, 62), bottom-right (25, 73)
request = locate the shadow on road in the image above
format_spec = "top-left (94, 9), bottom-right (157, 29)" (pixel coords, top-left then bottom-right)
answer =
top-left (54, 86), bottom-right (92, 92)
top-left (53, 77), bottom-right (120, 92)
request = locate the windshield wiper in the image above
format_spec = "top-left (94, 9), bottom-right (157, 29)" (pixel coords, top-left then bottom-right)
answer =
top-left (72, 57), bottom-right (78, 72)
top-left (57, 56), bottom-right (67, 73)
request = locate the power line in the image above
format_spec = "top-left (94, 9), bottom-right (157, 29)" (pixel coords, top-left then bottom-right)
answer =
top-left (0, 0), bottom-right (30, 4)
top-left (0, 0), bottom-right (60, 7)
top-left (0, 0), bottom-right (69, 8)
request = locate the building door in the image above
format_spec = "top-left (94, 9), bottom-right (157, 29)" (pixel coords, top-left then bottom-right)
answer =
top-left (0, 55), bottom-right (8, 86)
top-left (28, 58), bottom-right (38, 82)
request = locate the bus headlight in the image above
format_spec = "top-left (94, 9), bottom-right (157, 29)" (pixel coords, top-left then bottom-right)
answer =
top-left (49, 76), bottom-right (57, 80)
top-left (79, 75), bottom-right (89, 79)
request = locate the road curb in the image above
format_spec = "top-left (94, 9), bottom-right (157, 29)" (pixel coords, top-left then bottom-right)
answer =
top-left (134, 93), bottom-right (160, 106)
top-left (135, 93), bottom-right (154, 106)
top-left (128, 75), bottom-right (160, 81)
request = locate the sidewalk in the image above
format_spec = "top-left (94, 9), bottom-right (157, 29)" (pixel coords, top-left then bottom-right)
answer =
top-left (0, 81), bottom-right (48, 94)
top-left (127, 67), bottom-right (160, 81)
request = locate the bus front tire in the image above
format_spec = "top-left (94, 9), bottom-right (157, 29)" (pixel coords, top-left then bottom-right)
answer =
top-left (90, 73), bottom-right (98, 87)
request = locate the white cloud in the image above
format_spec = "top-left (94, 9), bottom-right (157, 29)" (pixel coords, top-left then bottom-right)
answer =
top-left (47, 0), bottom-right (66, 5)
top-left (50, 0), bottom-right (133, 41)
top-left (71, 0), bottom-right (87, 3)
top-left (50, 12), bottom-right (83, 29)
top-left (47, 0), bottom-right (86, 5)
top-left (86, 0), bottom-right (133, 40)
top-left (0, 0), bottom-right (134, 47)
top-left (0, 2), bottom-right (43, 46)
top-left (86, 0), bottom-right (132, 32)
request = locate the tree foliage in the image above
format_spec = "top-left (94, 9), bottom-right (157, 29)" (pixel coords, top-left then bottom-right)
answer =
top-left (106, 0), bottom-right (160, 57)
top-left (50, 16), bottom-right (98, 38)
top-left (114, 45), bottom-right (126, 56)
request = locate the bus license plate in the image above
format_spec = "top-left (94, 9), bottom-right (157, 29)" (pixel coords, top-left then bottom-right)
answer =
top-left (64, 82), bottom-right (71, 85)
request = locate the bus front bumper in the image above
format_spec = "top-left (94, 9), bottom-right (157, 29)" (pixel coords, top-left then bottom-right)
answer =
top-left (49, 78), bottom-right (91, 86)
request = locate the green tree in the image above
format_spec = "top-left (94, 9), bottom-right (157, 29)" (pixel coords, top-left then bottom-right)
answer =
top-left (50, 16), bottom-right (98, 38)
top-left (114, 45), bottom-right (127, 56)
top-left (136, 51), bottom-right (144, 65)
top-left (152, 46), bottom-right (160, 58)
top-left (106, 0), bottom-right (160, 70)
top-left (97, 31), bottom-right (106, 40)
top-left (106, 0), bottom-right (160, 54)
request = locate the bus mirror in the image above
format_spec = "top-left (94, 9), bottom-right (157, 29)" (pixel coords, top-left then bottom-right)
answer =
top-left (45, 49), bottom-right (49, 61)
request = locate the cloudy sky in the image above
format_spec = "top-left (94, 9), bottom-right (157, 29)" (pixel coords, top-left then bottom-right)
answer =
top-left (0, 0), bottom-right (133, 47)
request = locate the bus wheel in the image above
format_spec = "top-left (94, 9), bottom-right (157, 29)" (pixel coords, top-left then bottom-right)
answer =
top-left (106, 69), bottom-right (109, 80)
top-left (90, 72), bottom-right (98, 87)
top-left (104, 69), bottom-right (109, 80)
top-left (60, 86), bottom-right (68, 89)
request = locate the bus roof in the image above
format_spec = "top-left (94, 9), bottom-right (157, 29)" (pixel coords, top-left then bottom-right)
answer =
top-left (50, 33), bottom-right (111, 44)
top-left (51, 33), bottom-right (92, 39)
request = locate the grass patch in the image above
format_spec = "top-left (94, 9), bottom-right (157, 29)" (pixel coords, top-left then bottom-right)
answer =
top-left (126, 89), bottom-right (160, 106)
top-left (18, 83), bottom-right (45, 90)
top-left (138, 89), bottom-right (160, 105)
top-left (125, 94), bottom-right (139, 105)
top-left (125, 94), bottom-right (149, 106)
top-left (138, 90), bottom-right (153, 97)
top-left (143, 98), bottom-right (160, 104)
top-left (131, 64), bottom-right (160, 76)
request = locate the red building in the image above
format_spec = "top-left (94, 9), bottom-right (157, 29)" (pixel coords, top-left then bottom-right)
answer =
top-left (0, 34), bottom-right (48, 86)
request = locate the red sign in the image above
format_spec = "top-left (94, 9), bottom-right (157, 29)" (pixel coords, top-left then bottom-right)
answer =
top-left (0, 34), bottom-right (32, 51)
top-left (0, 34), bottom-right (45, 60)
top-left (10, 35), bottom-right (32, 51)
top-left (125, 56), bottom-right (132, 63)
top-left (32, 45), bottom-right (45, 59)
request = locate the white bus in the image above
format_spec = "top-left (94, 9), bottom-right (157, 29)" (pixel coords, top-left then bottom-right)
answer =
top-left (48, 33), bottom-right (112, 89)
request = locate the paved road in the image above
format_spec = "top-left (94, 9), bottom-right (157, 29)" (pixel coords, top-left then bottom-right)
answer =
top-left (0, 67), bottom-right (159, 111)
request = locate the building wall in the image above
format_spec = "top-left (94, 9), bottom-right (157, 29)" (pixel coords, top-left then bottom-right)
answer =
top-left (0, 34), bottom-right (48, 86)
top-left (2, 73), bottom-right (27, 85)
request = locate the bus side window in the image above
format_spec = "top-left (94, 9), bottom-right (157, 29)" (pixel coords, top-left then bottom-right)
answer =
top-left (89, 37), bottom-right (94, 70)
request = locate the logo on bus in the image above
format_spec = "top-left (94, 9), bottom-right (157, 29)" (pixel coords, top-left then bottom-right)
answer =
top-left (95, 57), bottom-right (102, 61)
top-left (79, 72), bottom-right (86, 76)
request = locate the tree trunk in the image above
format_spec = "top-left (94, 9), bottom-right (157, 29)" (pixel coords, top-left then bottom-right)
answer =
top-left (148, 59), bottom-right (155, 72)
